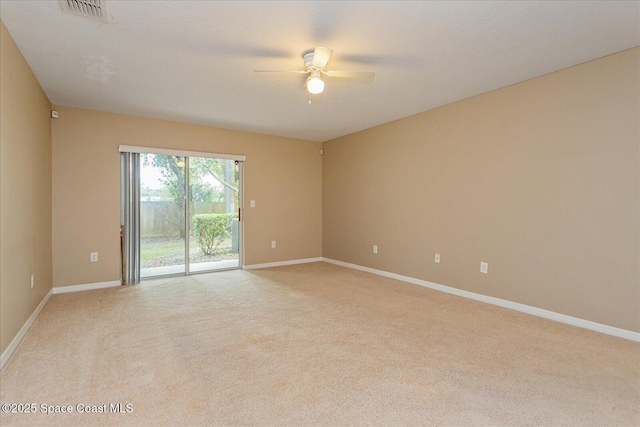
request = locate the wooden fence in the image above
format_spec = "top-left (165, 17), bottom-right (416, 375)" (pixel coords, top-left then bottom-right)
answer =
top-left (141, 201), bottom-right (232, 237)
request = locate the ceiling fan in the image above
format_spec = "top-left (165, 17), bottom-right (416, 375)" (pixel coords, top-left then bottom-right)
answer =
top-left (254, 46), bottom-right (375, 96)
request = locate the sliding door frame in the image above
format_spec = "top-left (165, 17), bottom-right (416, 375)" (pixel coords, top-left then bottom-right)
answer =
top-left (120, 145), bottom-right (246, 283)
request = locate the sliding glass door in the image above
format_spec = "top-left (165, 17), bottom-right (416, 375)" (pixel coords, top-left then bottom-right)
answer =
top-left (122, 148), bottom-right (243, 281)
top-left (188, 158), bottom-right (240, 273)
top-left (139, 154), bottom-right (187, 277)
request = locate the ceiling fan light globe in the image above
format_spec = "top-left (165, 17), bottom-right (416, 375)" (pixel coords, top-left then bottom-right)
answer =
top-left (307, 76), bottom-right (324, 94)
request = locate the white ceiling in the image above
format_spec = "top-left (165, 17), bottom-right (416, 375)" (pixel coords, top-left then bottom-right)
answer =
top-left (1, 1), bottom-right (638, 142)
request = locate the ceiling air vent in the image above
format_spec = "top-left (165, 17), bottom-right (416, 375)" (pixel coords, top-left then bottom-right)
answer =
top-left (58, 0), bottom-right (110, 23)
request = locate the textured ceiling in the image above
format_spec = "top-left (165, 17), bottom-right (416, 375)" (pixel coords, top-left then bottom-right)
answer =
top-left (1, 1), bottom-right (638, 142)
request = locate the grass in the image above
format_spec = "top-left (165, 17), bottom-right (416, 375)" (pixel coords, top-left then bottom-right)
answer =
top-left (141, 235), bottom-right (236, 268)
top-left (141, 238), bottom-right (185, 262)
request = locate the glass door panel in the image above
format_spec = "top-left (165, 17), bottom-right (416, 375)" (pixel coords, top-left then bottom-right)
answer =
top-left (188, 158), bottom-right (240, 272)
top-left (140, 154), bottom-right (186, 277)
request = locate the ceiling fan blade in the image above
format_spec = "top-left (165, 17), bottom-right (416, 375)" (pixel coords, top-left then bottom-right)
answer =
top-left (325, 70), bottom-right (375, 81)
top-left (253, 69), bottom-right (309, 74)
top-left (312, 46), bottom-right (333, 68)
top-left (253, 70), bottom-right (308, 74)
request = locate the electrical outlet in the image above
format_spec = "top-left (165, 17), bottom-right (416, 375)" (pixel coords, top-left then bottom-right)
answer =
top-left (435, 253), bottom-right (440, 263)
top-left (90, 252), bottom-right (98, 262)
top-left (30, 274), bottom-right (34, 289)
top-left (480, 262), bottom-right (488, 274)
top-left (271, 241), bottom-right (276, 248)
top-left (373, 245), bottom-right (378, 254)
top-left (250, 200), bottom-right (255, 208)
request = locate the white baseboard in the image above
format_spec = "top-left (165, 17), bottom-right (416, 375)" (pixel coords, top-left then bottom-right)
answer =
top-left (53, 280), bottom-right (121, 294)
top-left (244, 257), bottom-right (323, 270)
top-left (1, 289), bottom-right (53, 371)
top-left (322, 258), bottom-right (640, 342)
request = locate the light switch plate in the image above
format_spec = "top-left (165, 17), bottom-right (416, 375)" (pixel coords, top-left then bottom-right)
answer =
top-left (480, 262), bottom-right (488, 274)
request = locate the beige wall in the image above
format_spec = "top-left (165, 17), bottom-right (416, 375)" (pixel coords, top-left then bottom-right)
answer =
top-left (323, 48), bottom-right (640, 332)
top-left (52, 107), bottom-right (322, 287)
top-left (0, 22), bottom-right (53, 355)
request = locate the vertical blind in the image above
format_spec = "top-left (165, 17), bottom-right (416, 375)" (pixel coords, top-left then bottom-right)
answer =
top-left (120, 152), bottom-right (140, 284)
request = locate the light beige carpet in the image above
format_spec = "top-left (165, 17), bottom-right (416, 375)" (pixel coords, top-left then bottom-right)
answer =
top-left (1, 262), bottom-right (638, 426)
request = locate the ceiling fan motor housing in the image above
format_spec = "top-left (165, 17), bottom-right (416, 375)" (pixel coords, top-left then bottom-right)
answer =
top-left (302, 49), bottom-right (316, 70)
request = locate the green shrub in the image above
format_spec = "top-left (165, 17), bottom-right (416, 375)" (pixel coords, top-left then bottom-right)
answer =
top-left (192, 213), bottom-right (236, 255)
